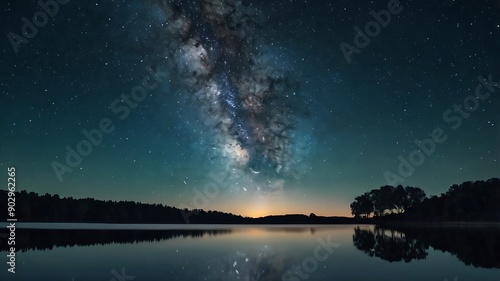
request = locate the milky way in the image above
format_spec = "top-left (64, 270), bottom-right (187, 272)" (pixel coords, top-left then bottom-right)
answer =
top-left (156, 0), bottom-right (309, 191)
top-left (1, 0), bottom-right (498, 220)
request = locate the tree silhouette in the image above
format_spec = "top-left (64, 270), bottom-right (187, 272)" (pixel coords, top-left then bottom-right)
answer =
top-left (0, 191), bottom-right (247, 224)
top-left (371, 185), bottom-right (397, 215)
top-left (350, 192), bottom-right (373, 218)
top-left (403, 178), bottom-right (500, 222)
top-left (351, 185), bottom-right (427, 217)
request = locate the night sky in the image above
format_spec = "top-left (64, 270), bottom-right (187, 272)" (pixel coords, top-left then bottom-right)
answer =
top-left (1, 0), bottom-right (499, 217)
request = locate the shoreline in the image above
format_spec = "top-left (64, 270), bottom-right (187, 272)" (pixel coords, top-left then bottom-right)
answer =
top-left (1, 221), bottom-right (499, 230)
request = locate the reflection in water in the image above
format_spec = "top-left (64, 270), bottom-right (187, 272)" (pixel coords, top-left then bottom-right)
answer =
top-left (353, 226), bottom-right (500, 269)
top-left (0, 229), bottom-right (231, 252)
top-left (260, 227), bottom-right (317, 234)
top-left (0, 228), bottom-right (309, 280)
top-left (0, 226), bottom-right (499, 280)
top-left (203, 245), bottom-right (287, 281)
top-left (353, 226), bottom-right (428, 262)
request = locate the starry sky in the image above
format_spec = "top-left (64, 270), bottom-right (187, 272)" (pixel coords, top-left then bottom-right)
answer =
top-left (1, 0), bottom-right (499, 218)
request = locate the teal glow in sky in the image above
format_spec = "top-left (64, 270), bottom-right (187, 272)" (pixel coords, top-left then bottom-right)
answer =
top-left (1, 0), bottom-right (499, 217)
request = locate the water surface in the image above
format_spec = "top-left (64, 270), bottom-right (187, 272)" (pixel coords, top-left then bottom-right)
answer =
top-left (0, 224), bottom-right (499, 281)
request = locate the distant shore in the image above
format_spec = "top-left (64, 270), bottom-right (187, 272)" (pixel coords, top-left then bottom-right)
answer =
top-left (2, 220), bottom-right (499, 230)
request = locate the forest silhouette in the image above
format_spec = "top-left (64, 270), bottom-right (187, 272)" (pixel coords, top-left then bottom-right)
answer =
top-left (0, 191), bottom-right (358, 224)
top-left (1, 178), bottom-right (499, 271)
top-left (0, 178), bottom-right (498, 224)
top-left (350, 178), bottom-right (500, 222)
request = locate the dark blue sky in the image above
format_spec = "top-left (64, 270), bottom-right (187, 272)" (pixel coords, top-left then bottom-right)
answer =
top-left (1, 0), bottom-right (499, 217)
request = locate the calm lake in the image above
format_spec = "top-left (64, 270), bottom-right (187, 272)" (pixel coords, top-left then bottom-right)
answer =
top-left (1, 224), bottom-right (499, 280)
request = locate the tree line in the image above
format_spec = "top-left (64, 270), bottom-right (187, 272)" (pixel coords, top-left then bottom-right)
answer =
top-left (0, 191), bottom-right (246, 224)
top-left (0, 191), bottom-right (361, 224)
top-left (350, 185), bottom-right (426, 218)
top-left (403, 178), bottom-right (500, 222)
top-left (350, 178), bottom-right (500, 222)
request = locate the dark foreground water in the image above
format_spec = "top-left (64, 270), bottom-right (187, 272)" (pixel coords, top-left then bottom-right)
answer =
top-left (0, 224), bottom-right (499, 281)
